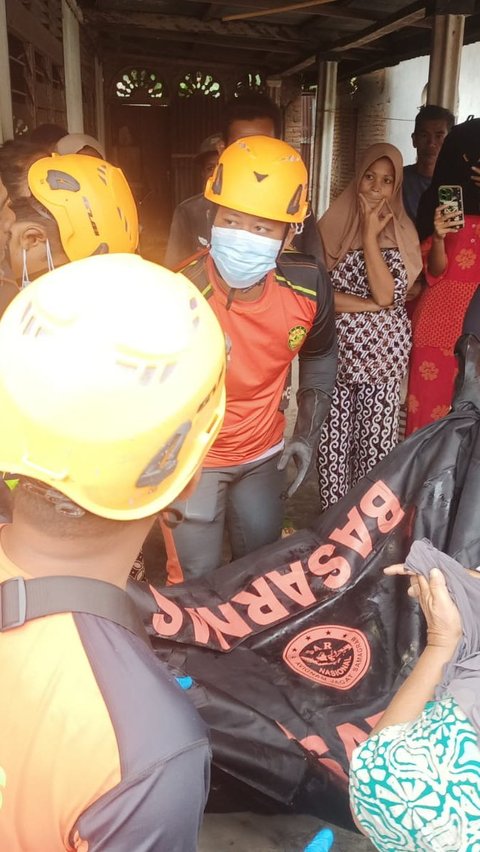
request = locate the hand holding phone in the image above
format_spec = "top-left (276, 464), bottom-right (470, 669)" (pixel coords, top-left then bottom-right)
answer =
top-left (438, 185), bottom-right (465, 230)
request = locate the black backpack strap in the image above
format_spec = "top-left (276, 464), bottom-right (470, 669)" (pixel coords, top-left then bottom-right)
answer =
top-left (0, 575), bottom-right (150, 645)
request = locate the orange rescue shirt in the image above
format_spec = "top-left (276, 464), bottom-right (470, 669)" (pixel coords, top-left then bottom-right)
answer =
top-left (181, 251), bottom-right (336, 468)
top-left (0, 533), bottom-right (210, 851)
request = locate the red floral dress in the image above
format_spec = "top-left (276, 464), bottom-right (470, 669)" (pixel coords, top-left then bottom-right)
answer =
top-left (406, 215), bottom-right (480, 434)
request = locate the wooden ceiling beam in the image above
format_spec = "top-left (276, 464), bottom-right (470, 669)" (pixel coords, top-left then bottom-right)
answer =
top-left (223, 0), bottom-right (334, 22)
top-left (329, 1), bottom-right (427, 51)
top-left (277, 0), bottom-right (428, 75)
top-left (94, 23), bottom-right (305, 54)
top-left (103, 46), bottom-right (265, 72)
top-left (86, 9), bottom-right (317, 44)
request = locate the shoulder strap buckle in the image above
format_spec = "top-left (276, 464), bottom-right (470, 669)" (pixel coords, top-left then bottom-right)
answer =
top-left (0, 576), bottom-right (27, 631)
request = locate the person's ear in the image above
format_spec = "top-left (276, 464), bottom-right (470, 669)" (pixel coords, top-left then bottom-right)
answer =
top-left (13, 222), bottom-right (48, 252)
top-left (411, 132), bottom-right (417, 150)
top-left (283, 224), bottom-right (295, 251)
top-left (8, 221), bottom-right (49, 280)
top-left (22, 225), bottom-right (48, 251)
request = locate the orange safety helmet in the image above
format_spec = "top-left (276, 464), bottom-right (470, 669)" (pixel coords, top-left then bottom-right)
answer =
top-left (28, 154), bottom-right (139, 259)
top-left (205, 135), bottom-right (309, 223)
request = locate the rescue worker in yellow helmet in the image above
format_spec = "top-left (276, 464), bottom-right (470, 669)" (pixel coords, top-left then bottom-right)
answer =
top-left (0, 253), bottom-right (226, 851)
top-left (7, 153), bottom-right (138, 286)
top-left (160, 135), bottom-right (337, 583)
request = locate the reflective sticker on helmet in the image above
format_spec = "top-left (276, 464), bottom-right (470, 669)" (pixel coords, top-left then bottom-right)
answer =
top-left (136, 421), bottom-right (191, 488)
top-left (46, 170), bottom-right (80, 192)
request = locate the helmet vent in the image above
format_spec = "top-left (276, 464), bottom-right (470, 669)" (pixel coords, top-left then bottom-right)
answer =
top-left (92, 243), bottom-right (109, 255)
top-left (20, 303), bottom-right (47, 337)
top-left (254, 172), bottom-right (268, 182)
top-left (211, 163), bottom-right (223, 196)
top-left (286, 184), bottom-right (303, 216)
top-left (115, 359), bottom-right (177, 385)
top-left (140, 365), bottom-right (157, 385)
top-left (46, 170), bottom-right (80, 192)
top-left (97, 166), bottom-right (108, 186)
top-left (160, 362), bottom-right (176, 383)
top-left (189, 297), bottom-right (200, 328)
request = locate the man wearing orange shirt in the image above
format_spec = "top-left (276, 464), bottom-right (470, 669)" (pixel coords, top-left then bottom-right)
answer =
top-left (0, 253), bottom-right (226, 850)
top-left (165, 136), bottom-right (337, 582)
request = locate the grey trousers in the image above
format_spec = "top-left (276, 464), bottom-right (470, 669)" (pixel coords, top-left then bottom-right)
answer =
top-left (167, 452), bottom-right (286, 582)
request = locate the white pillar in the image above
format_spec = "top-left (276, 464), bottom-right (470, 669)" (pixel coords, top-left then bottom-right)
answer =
top-left (62, 0), bottom-right (84, 132)
top-left (266, 77), bottom-right (282, 107)
top-left (0, 0), bottom-right (13, 142)
top-left (427, 14), bottom-right (464, 115)
top-left (311, 59), bottom-right (337, 219)
top-left (95, 57), bottom-right (105, 150)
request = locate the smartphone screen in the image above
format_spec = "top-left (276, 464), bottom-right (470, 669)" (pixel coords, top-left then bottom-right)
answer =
top-left (438, 185), bottom-right (465, 229)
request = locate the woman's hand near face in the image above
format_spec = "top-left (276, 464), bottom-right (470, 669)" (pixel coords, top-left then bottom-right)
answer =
top-left (359, 194), bottom-right (393, 242)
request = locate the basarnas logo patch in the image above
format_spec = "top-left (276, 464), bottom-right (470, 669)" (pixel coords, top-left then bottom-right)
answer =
top-left (282, 625), bottom-right (371, 690)
top-left (288, 325), bottom-right (307, 350)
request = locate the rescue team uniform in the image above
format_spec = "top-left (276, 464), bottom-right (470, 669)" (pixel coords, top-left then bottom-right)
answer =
top-left (0, 536), bottom-right (210, 851)
top-left (165, 251), bottom-right (336, 582)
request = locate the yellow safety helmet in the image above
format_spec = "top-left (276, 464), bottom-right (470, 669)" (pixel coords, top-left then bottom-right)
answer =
top-left (205, 135), bottom-right (309, 223)
top-left (28, 154), bottom-right (139, 259)
top-left (0, 254), bottom-right (226, 520)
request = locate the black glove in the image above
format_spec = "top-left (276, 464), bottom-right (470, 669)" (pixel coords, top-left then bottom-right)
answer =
top-left (277, 388), bottom-right (331, 499)
top-left (452, 333), bottom-right (480, 411)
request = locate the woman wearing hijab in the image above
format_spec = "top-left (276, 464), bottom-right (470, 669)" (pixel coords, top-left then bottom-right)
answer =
top-left (317, 143), bottom-right (422, 511)
top-left (406, 117), bottom-right (480, 435)
top-left (350, 538), bottom-right (480, 850)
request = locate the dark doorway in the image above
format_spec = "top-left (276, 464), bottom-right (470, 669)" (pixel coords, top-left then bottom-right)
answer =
top-left (110, 101), bottom-right (171, 262)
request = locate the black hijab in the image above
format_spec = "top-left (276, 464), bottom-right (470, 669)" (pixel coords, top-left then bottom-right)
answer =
top-left (416, 117), bottom-right (480, 241)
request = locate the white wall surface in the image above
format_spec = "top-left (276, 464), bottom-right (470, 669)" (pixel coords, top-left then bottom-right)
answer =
top-left (358, 41), bottom-right (480, 169)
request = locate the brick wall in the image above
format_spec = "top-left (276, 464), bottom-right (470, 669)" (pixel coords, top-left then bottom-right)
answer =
top-left (330, 69), bottom-right (389, 202)
top-left (283, 93), bottom-right (303, 153)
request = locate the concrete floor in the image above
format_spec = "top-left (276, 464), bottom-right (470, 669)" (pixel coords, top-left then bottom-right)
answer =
top-left (199, 813), bottom-right (374, 851)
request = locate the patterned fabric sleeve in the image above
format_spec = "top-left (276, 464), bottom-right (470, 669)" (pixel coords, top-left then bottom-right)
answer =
top-left (349, 697), bottom-right (480, 851)
top-left (388, 248), bottom-right (409, 308)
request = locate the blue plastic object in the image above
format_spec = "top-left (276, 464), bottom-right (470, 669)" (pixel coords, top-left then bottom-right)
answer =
top-left (303, 827), bottom-right (335, 851)
top-left (175, 675), bottom-right (194, 690)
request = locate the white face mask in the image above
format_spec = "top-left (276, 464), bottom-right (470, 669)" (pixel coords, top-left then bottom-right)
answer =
top-left (210, 226), bottom-right (282, 289)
